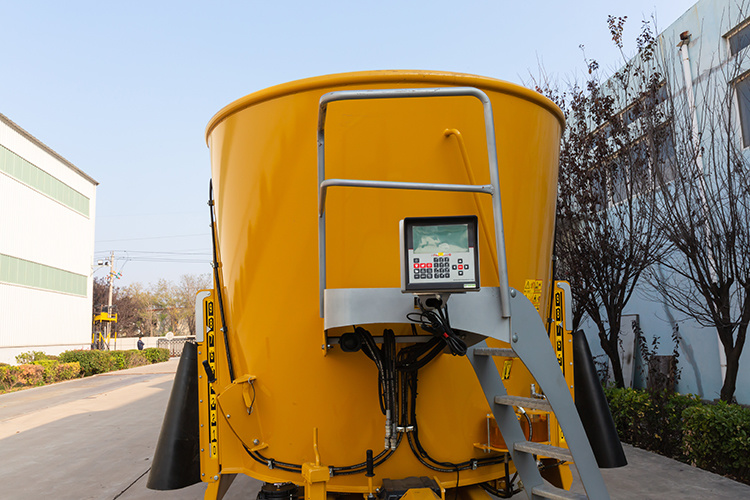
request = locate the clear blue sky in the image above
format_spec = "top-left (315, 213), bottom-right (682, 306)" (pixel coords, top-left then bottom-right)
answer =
top-left (0, 0), bottom-right (697, 286)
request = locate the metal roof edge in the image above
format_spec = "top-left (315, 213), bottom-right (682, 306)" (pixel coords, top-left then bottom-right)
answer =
top-left (0, 112), bottom-right (99, 186)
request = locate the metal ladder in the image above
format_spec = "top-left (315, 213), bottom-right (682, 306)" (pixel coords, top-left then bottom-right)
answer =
top-left (466, 290), bottom-right (609, 500)
top-left (317, 87), bottom-right (610, 500)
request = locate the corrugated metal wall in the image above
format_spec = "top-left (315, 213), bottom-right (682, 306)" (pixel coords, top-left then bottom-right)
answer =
top-left (0, 116), bottom-right (96, 362)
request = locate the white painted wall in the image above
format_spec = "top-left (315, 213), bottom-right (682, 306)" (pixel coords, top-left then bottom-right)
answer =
top-left (0, 114), bottom-right (97, 364)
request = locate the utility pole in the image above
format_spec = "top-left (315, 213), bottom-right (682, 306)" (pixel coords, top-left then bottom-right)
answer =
top-left (106, 251), bottom-right (115, 339)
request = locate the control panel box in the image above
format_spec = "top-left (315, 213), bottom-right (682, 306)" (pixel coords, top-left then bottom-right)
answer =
top-left (400, 215), bottom-right (480, 293)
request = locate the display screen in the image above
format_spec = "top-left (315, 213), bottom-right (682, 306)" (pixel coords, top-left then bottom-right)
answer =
top-left (412, 224), bottom-right (469, 254)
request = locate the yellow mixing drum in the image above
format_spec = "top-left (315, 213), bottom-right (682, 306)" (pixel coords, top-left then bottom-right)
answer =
top-left (148, 70), bottom-right (620, 500)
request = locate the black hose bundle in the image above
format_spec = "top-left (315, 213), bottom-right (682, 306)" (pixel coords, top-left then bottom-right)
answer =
top-left (407, 302), bottom-right (467, 356)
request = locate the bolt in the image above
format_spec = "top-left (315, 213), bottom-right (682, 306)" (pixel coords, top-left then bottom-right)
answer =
top-left (201, 448), bottom-right (205, 452)
top-left (200, 399), bottom-right (203, 403)
top-left (199, 375), bottom-right (202, 379)
top-left (321, 344), bottom-right (326, 350)
top-left (226, 414), bottom-right (231, 418)
top-left (198, 351), bottom-right (202, 354)
top-left (214, 475), bottom-right (219, 481)
top-left (253, 439), bottom-right (260, 445)
top-left (512, 333), bottom-right (519, 343)
top-left (201, 424), bottom-right (204, 427)
top-left (510, 289), bottom-right (516, 297)
top-left (202, 473), bottom-right (205, 477)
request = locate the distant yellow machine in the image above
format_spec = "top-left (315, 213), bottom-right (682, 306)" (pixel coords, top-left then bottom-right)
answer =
top-left (148, 71), bottom-right (624, 500)
top-left (92, 306), bottom-right (117, 350)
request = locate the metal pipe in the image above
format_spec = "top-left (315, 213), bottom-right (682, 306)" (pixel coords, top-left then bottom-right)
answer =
top-left (317, 87), bottom-right (512, 318)
top-left (319, 178), bottom-right (493, 217)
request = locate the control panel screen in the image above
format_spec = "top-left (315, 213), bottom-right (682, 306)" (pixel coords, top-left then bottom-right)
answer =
top-left (400, 215), bottom-right (480, 293)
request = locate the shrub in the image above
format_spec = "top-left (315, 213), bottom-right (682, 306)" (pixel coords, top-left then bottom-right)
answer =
top-left (142, 348), bottom-right (170, 364)
top-left (59, 349), bottom-right (116, 376)
top-left (27, 360), bottom-right (84, 383)
top-left (683, 402), bottom-right (750, 482)
top-left (0, 364), bottom-right (45, 391)
top-left (55, 362), bottom-right (81, 381)
top-left (604, 386), bottom-right (651, 446)
top-left (15, 351), bottom-right (50, 364)
top-left (0, 366), bottom-right (20, 392)
top-left (110, 350), bottom-right (148, 370)
top-left (16, 364), bottom-right (44, 386)
top-left (33, 359), bottom-right (58, 383)
top-left (604, 387), bottom-right (701, 459)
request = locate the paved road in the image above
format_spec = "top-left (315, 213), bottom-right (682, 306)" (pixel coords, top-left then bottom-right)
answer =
top-left (0, 360), bottom-right (260, 500)
top-left (2, 359), bottom-right (749, 499)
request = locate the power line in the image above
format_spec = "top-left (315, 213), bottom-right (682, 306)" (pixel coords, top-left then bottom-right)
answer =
top-left (95, 250), bottom-right (211, 256)
top-left (95, 233), bottom-right (209, 243)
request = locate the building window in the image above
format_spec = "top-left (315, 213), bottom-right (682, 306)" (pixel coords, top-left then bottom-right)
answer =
top-left (736, 73), bottom-right (750, 148)
top-left (729, 20), bottom-right (750, 56)
top-left (0, 253), bottom-right (87, 296)
top-left (0, 145), bottom-right (90, 216)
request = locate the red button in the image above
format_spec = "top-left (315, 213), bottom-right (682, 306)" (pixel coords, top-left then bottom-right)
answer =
top-left (414, 263), bottom-right (419, 269)
top-left (458, 265), bottom-right (463, 270)
top-left (427, 263), bottom-right (432, 268)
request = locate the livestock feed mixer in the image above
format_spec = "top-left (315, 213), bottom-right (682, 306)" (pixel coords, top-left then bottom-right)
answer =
top-left (148, 71), bottom-right (625, 500)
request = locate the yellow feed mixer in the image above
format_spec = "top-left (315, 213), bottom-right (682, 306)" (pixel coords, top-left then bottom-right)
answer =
top-left (147, 71), bottom-right (625, 500)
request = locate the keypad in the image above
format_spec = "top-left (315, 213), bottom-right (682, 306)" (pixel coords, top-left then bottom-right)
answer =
top-left (411, 254), bottom-right (468, 281)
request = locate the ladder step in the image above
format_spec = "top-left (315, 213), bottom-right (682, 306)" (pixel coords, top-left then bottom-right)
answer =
top-left (514, 442), bottom-right (573, 462)
top-left (472, 347), bottom-right (517, 357)
top-left (495, 395), bottom-right (551, 412)
top-left (531, 483), bottom-right (587, 500)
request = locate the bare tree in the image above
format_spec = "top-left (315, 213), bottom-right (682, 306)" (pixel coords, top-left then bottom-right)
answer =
top-left (175, 273), bottom-right (212, 334)
top-left (118, 274), bottom-right (212, 337)
top-left (653, 22), bottom-right (750, 402)
top-left (538, 17), bottom-right (669, 387)
top-left (92, 277), bottom-right (145, 336)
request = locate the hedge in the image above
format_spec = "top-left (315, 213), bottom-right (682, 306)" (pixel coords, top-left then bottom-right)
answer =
top-left (0, 362), bottom-right (81, 392)
top-left (142, 347), bottom-right (170, 364)
top-left (109, 350), bottom-right (148, 370)
top-left (58, 348), bottom-right (170, 376)
top-left (59, 349), bottom-right (117, 376)
top-left (605, 387), bottom-right (750, 484)
top-left (605, 387), bottom-right (701, 458)
top-left (683, 402), bottom-right (750, 482)
top-left (1, 348), bottom-right (170, 393)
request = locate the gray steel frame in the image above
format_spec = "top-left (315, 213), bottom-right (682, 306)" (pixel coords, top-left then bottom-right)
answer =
top-left (317, 87), bottom-right (511, 319)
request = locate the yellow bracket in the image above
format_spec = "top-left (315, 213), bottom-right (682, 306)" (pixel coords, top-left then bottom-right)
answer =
top-left (313, 426), bottom-right (321, 466)
top-left (250, 442), bottom-right (268, 452)
top-left (401, 488), bottom-right (441, 500)
top-left (302, 462), bottom-right (329, 500)
top-left (302, 427), bottom-right (328, 500)
top-left (433, 476), bottom-right (446, 500)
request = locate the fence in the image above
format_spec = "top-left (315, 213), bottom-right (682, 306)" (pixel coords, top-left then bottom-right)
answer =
top-left (108, 336), bottom-right (195, 357)
top-left (156, 336), bottom-right (196, 357)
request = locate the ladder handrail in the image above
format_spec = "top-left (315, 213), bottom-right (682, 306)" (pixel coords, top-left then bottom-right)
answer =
top-left (319, 179), bottom-right (494, 217)
top-left (317, 87), bottom-right (511, 319)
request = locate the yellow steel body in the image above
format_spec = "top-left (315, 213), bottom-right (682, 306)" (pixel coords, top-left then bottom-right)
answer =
top-left (203, 70), bottom-right (565, 495)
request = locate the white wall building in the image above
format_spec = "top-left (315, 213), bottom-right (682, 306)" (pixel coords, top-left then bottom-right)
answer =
top-left (0, 113), bottom-right (97, 364)
top-left (579, 0), bottom-right (750, 404)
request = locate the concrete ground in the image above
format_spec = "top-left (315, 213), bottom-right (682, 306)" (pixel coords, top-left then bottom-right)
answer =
top-left (1, 359), bottom-right (749, 500)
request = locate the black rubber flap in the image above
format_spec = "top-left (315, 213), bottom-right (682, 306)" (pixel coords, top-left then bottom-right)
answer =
top-left (573, 331), bottom-right (628, 468)
top-left (147, 342), bottom-right (202, 489)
